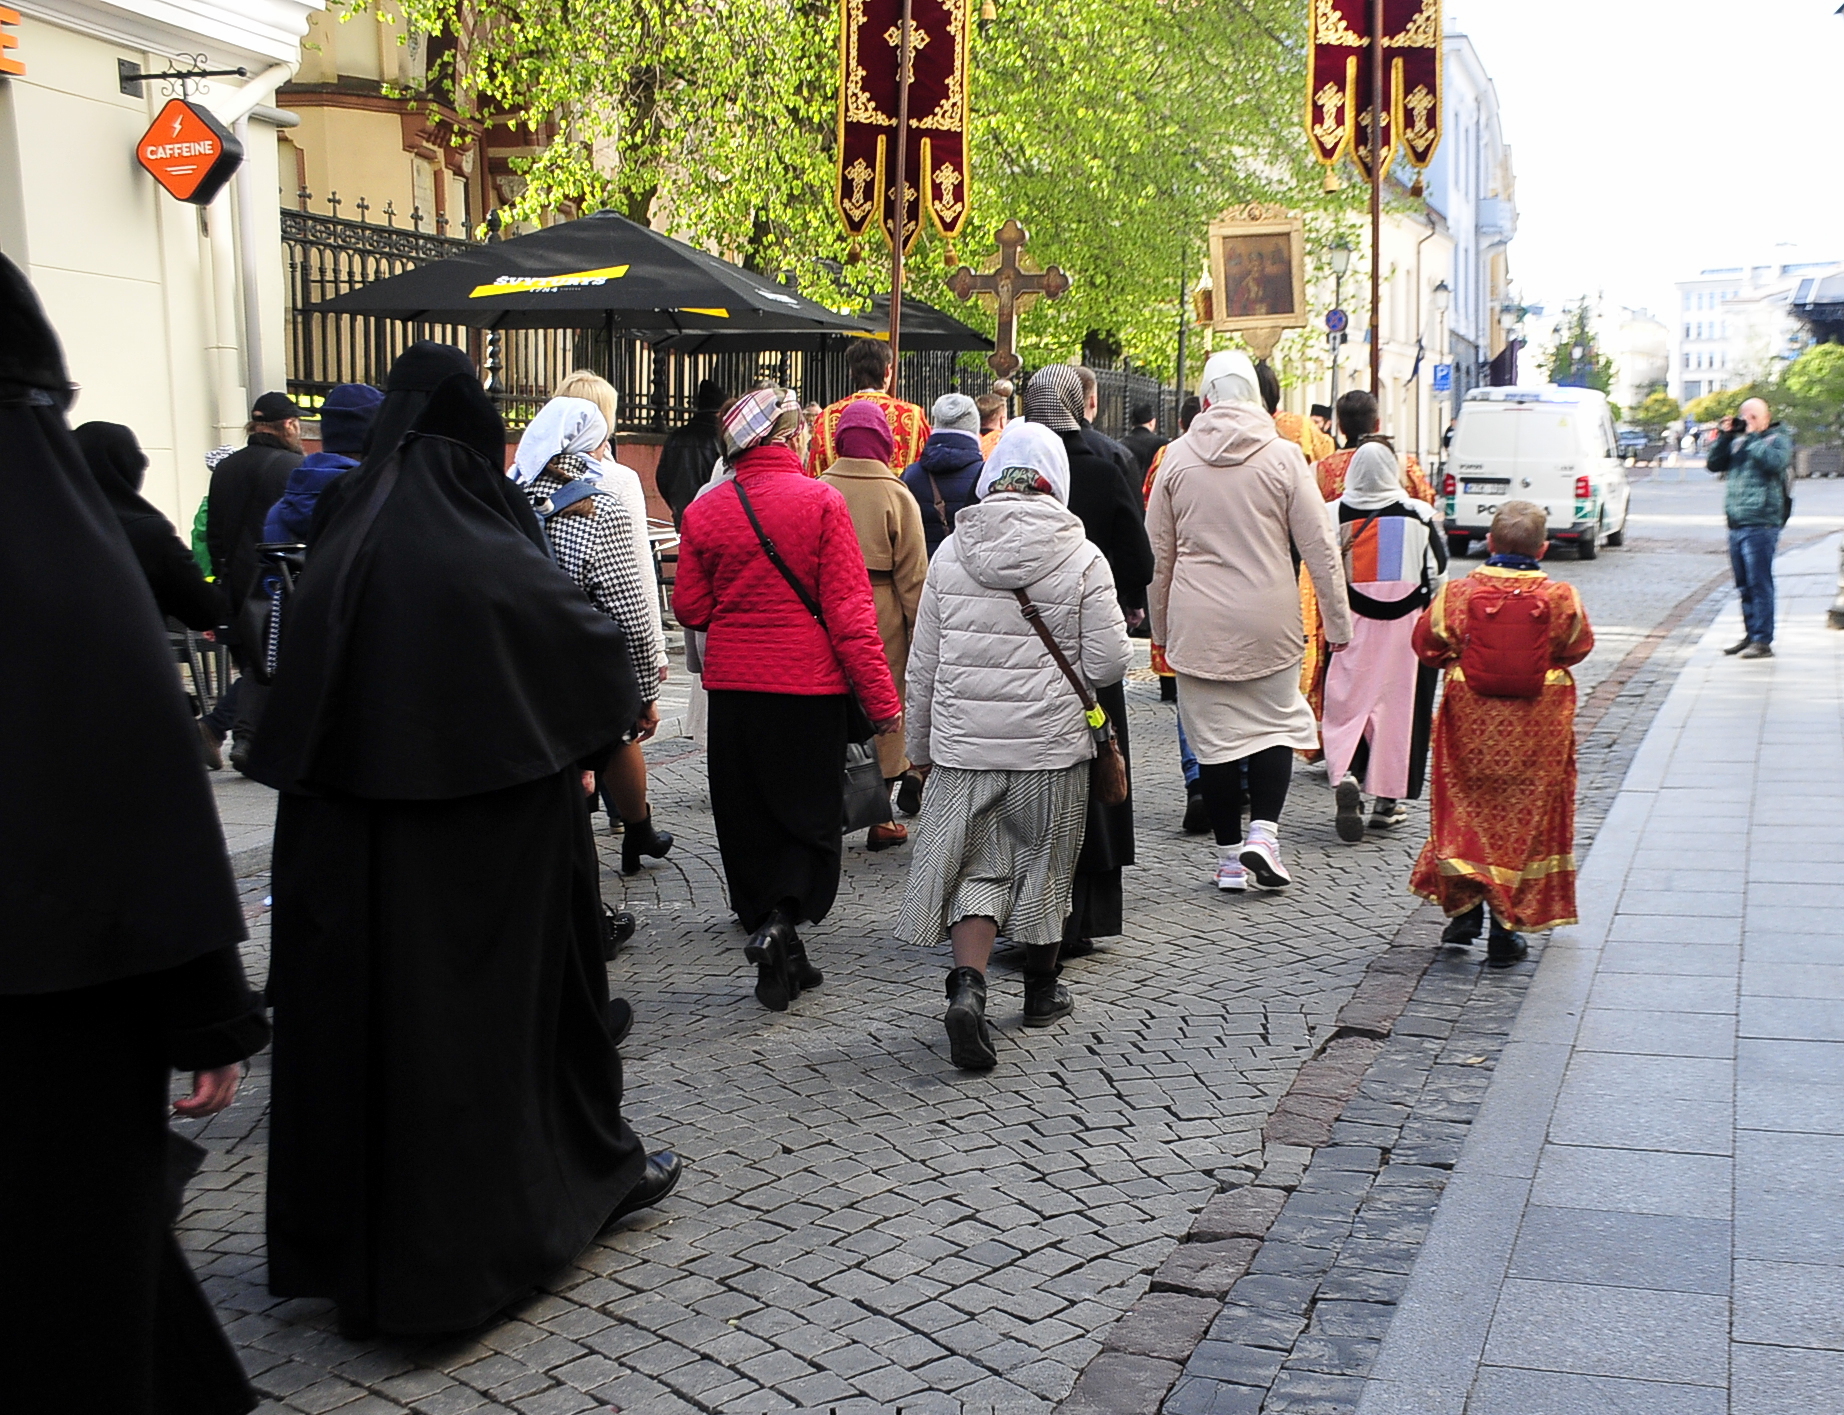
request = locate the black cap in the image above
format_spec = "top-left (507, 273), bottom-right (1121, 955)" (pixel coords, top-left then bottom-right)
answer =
top-left (252, 391), bottom-right (303, 422)
top-left (1310, 403), bottom-right (1332, 420)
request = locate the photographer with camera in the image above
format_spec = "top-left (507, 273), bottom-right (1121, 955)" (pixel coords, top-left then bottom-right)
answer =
top-left (1708, 397), bottom-right (1795, 660)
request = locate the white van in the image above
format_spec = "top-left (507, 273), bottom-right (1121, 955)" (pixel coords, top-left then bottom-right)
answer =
top-left (1442, 386), bottom-right (1632, 560)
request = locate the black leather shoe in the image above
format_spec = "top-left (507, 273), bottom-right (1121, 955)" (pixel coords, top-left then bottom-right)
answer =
top-left (608, 997), bottom-right (633, 1046)
top-left (1723, 636), bottom-right (1752, 655)
top-left (1442, 903), bottom-right (1485, 946)
top-left (785, 934), bottom-right (823, 990)
top-left (601, 904), bottom-right (637, 962)
top-left (895, 771), bottom-right (925, 817)
top-left (1058, 935), bottom-right (1096, 959)
top-left (744, 918), bottom-right (799, 1011)
top-left (944, 967), bottom-right (997, 1071)
top-left (1487, 928), bottom-right (1529, 968)
top-left (606, 1151), bottom-right (682, 1225)
top-left (1182, 789), bottom-right (1211, 835)
top-left (621, 812), bottom-right (674, 875)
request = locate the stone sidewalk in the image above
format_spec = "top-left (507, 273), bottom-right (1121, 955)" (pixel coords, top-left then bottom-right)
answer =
top-left (1355, 533), bottom-right (1844, 1414)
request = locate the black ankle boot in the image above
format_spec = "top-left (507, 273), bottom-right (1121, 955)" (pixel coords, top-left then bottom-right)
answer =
top-left (1441, 903), bottom-right (1485, 946)
top-left (944, 967), bottom-right (997, 1070)
top-left (1487, 917), bottom-right (1529, 968)
top-left (1022, 946), bottom-right (1073, 1027)
top-left (744, 910), bottom-right (799, 1012)
top-left (785, 933), bottom-right (823, 990)
top-left (621, 811), bottom-right (674, 876)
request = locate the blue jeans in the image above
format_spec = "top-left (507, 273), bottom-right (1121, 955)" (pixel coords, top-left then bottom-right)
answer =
top-left (1178, 715), bottom-right (1199, 786)
top-left (1729, 526), bottom-right (1780, 644)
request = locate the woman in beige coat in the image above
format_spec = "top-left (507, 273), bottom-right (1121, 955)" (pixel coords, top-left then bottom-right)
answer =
top-left (1147, 350), bottom-right (1353, 892)
top-left (822, 399), bottom-right (928, 849)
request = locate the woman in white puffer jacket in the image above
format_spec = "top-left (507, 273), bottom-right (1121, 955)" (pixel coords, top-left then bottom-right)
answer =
top-left (896, 421), bottom-right (1132, 1072)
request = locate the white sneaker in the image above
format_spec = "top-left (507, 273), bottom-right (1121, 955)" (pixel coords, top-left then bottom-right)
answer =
top-left (1239, 822), bottom-right (1292, 888)
top-left (1215, 856), bottom-right (1248, 892)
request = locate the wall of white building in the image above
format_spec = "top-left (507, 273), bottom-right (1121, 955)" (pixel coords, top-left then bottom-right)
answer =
top-left (1672, 258), bottom-right (1841, 405)
top-left (0, 1), bottom-right (320, 524)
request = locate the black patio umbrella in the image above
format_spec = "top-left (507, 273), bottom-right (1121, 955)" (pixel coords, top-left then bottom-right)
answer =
top-left (313, 210), bottom-right (869, 336)
top-left (648, 295), bottom-right (990, 355)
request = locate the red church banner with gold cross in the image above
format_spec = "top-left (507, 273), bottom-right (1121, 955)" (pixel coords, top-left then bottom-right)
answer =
top-left (836, 0), bottom-right (970, 254)
top-left (1306, 0), bottom-right (1441, 181)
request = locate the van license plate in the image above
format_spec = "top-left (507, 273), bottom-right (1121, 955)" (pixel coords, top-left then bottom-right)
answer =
top-left (1462, 480), bottom-right (1509, 495)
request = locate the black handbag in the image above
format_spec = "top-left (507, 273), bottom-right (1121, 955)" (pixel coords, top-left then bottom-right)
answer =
top-left (232, 541), bottom-right (307, 685)
top-left (730, 480), bottom-right (894, 833)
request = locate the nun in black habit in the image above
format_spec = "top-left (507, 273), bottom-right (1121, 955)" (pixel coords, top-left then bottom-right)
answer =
top-left (249, 361), bottom-right (680, 1337)
top-left (1024, 366), bottom-right (1156, 956)
top-left (0, 255), bottom-right (269, 1414)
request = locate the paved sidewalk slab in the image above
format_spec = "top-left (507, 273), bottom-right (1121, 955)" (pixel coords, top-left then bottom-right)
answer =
top-left (1357, 534), bottom-right (1844, 1414)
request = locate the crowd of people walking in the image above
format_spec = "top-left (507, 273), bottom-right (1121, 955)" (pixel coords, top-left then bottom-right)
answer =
top-left (2, 229), bottom-right (1599, 1408)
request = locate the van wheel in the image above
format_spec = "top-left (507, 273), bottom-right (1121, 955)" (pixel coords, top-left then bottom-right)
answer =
top-left (1577, 526), bottom-right (1599, 560)
top-left (1447, 533), bottom-right (1471, 559)
top-left (1605, 523), bottom-right (1625, 548)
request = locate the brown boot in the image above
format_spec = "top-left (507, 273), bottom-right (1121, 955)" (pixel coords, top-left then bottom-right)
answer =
top-left (866, 822), bottom-right (908, 851)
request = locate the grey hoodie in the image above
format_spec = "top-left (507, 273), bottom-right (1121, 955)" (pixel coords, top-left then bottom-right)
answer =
top-left (905, 493), bottom-right (1132, 771)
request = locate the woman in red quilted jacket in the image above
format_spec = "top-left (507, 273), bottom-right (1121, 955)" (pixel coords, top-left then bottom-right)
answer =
top-left (673, 387), bottom-right (902, 1012)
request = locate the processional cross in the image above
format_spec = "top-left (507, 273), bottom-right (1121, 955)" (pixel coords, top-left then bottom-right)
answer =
top-left (948, 218), bottom-right (1071, 380)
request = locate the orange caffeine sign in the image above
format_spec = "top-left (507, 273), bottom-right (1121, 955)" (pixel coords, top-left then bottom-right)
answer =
top-left (136, 98), bottom-right (243, 205)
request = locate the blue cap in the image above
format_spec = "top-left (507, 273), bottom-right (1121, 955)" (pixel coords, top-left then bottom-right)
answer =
top-left (318, 382), bottom-right (385, 454)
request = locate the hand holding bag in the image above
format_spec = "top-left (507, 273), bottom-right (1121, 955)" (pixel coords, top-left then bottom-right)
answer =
top-left (730, 479), bottom-right (894, 833)
top-left (1012, 587), bottom-right (1129, 807)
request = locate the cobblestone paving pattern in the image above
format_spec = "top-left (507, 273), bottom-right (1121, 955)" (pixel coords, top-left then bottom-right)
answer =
top-left (172, 473), bottom-right (1844, 1415)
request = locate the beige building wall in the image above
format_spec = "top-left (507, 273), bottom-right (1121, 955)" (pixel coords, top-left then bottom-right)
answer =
top-left (1, 2), bottom-right (317, 524)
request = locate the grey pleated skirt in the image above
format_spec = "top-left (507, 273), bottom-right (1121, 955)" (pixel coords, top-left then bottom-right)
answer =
top-left (895, 762), bottom-right (1090, 947)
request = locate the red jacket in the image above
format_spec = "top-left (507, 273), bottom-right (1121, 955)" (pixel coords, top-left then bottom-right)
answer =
top-left (673, 444), bottom-right (901, 719)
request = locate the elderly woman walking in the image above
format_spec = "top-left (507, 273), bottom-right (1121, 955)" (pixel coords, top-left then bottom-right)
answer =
top-left (1022, 364), bottom-right (1153, 957)
top-left (897, 423), bottom-right (1132, 1071)
top-left (512, 394), bottom-right (674, 873)
top-left (1323, 440), bottom-right (1449, 841)
top-left (1147, 351), bottom-right (1352, 891)
top-left (822, 399), bottom-right (929, 845)
top-left (673, 387), bottom-right (901, 1011)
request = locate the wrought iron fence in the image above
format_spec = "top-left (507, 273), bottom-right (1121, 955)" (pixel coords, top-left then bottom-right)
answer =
top-left (282, 205), bottom-right (995, 434)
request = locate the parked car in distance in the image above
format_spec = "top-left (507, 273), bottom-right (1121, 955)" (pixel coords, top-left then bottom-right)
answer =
top-left (1441, 386), bottom-right (1633, 560)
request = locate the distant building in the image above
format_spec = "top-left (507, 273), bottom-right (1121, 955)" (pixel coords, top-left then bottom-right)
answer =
top-left (1602, 308), bottom-right (1670, 415)
top-left (1672, 258), bottom-right (1841, 404)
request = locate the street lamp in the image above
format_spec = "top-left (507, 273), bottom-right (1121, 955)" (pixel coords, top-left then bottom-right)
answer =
top-left (1328, 240), bottom-right (1354, 413)
top-left (1431, 279), bottom-right (1450, 313)
top-left (1430, 280), bottom-right (1452, 468)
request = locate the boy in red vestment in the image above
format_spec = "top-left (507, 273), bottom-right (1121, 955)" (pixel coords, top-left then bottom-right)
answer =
top-left (806, 338), bottom-right (927, 477)
top-left (1408, 501), bottom-right (1594, 965)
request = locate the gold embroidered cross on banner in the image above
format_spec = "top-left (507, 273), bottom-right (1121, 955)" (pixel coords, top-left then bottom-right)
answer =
top-left (884, 21), bottom-right (929, 86)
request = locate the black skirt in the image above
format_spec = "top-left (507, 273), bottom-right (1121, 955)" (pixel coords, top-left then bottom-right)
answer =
top-left (1064, 678), bottom-right (1134, 941)
top-left (266, 770), bottom-right (646, 1335)
top-left (706, 690), bottom-right (848, 931)
top-left (0, 981), bottom-right (257, 1415)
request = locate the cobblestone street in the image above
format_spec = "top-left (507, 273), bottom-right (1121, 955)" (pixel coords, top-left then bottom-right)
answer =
top-left (176, 472), bottom-right (1844, 1414)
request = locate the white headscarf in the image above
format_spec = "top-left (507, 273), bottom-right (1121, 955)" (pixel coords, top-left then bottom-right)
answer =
top-left (1341, 441), bottom-right (1421, 514)
top-left (1199, 350), bottom-right (1261, 409)
top-left (511, 396), bottom-right (608, 486)
top-left (974, 420), bottom-right (1071, 504)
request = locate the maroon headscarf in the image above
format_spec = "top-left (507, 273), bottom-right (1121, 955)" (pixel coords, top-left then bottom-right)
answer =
top-left (835, 398), bottom-right (895, 464)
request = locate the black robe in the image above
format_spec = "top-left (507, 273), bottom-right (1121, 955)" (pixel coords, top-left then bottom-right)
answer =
top-left (0, 254), bottom-right (266, 1414)
top-left (1057, 428), bottom-right (1154, 940)
top-left (250, 372), bottom-right (652, 1334)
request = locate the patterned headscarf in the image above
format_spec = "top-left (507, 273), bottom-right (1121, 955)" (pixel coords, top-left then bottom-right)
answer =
top-left (721, 384), bottom-right (802, 458)
top-left (1022, 364), bottom-right (1086, 432)
top-left (974, 420), bottom-right (1071, 503)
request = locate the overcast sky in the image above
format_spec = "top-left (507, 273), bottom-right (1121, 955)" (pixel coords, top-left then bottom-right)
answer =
top-left (1445, 0), bottom-right (1844, 326)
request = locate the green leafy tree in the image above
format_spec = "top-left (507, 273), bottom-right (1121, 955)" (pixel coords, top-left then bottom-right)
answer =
top-left (1684, 382), bottom-right (1770, 426)
top-left (368, 0), bottom-right (1345, 370)
top-left (1631, 389), bottom-right (1681, 438)
top-left (1776, 343), bottom-right (1844, 445)
top-left (1540, 299), bottom-right (1615, 395)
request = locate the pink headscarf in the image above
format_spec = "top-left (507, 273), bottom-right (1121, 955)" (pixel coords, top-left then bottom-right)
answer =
top-left (835, 398), bottom-right (895, 464)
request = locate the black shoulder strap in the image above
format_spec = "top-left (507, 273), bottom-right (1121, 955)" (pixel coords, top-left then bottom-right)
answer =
top-left (732, 477), bottom-right (825, 626)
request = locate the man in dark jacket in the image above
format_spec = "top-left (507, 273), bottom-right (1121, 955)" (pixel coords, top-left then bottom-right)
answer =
top-left (1121, 401), bottom-right (1167, 478)
top-left (656, 380), bottom-right (727, 528)
top-left (902, 393), bottom-right (986, 557)
top-left (1708, 397), bottom-right (1794, 659)
top-left (203, 391), bottom-right (303, 772)
top-left (1071, 363), bottom-right (1142, 499)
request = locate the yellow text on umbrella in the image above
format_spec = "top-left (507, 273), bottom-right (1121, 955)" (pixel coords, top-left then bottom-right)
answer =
top-left (470, 266), bottom-right (631, 297)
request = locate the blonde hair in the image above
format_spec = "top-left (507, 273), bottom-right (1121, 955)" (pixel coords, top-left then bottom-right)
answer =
top-left (1489, 500), bottom-right (1548, 557)
top-left (552, 369), bottom-right (618, 441)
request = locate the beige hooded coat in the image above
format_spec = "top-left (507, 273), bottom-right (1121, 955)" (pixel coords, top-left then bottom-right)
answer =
top-left (1146, 401), bottom-right (1353, 682)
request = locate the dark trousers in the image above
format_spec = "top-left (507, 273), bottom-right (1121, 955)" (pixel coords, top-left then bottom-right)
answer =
top-left (1729, 526), bottom-right (1779, 644)
top-left (1197, 745), bottom-right (1293, 847)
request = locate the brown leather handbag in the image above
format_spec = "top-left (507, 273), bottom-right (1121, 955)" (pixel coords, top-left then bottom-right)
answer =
top-left (1012, 588), bottom-right (1129, 806)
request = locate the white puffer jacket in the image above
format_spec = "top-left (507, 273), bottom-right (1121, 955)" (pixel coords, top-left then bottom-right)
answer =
top-left (906, 492), bottom-right (1132, 771)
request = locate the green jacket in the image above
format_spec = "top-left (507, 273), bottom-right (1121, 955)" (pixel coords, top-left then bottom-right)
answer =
top-left (1708, 423), bottom-right (1794, 528)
